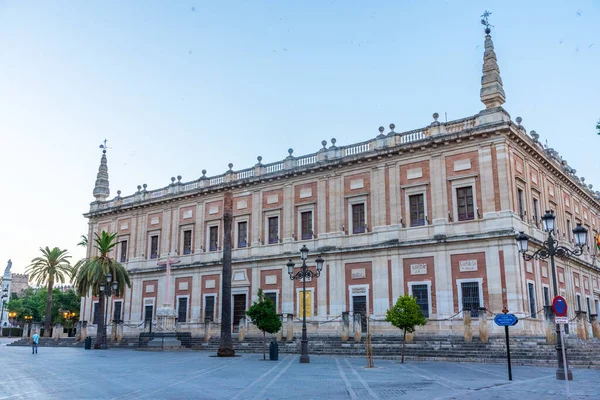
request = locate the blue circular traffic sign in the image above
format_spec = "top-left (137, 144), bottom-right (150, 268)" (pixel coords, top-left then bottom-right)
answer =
top-left (552, 296), bottom-right (567, 317)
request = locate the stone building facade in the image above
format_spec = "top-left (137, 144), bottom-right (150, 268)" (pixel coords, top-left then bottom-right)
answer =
top-left (80, 29), bottom-right (600, 338)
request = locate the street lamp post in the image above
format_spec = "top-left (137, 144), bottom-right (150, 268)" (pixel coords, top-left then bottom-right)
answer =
top-left (287, 245), bottom-right (324, 364)
top-left (516, 210), bottom-right (588, 381)
top-left (7, 312), bottom-right (16, 337)
top-left (0, 288), bottom-right (7, 337)
top-left (97, 273), bottom-right (119, 350)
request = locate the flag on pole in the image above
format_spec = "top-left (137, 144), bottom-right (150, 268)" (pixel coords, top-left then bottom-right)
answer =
top-left (596, 233), bottom-right (600, 251)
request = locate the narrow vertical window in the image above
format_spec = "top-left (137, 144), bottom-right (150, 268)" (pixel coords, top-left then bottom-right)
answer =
top-left (238, 221), bottom-right (248, 248)
top-left (183, 230), bottom-right (192, 255)
top-left (265, 292), bottom-right (277, 311)
top-left (528, 283), bottom-right (536, 318)
top-left (113, 301), bottom-right (122, 323)
top-left (301, 211), bottom-right (313, 240)
top-left (543, 286), bottom-right (550, 307)
top-left (461, 282), bottom-right (480, 317)
top-left (411, 284), bottom-right (429, 318)
top-left (178, 297), bottom-right (188, 323)
top-left (204, 296), bottom-right (215, 322)
top-left (352, 203), bottom-right (366, 233)
top-left (268, 216), bottom-right (279, 244)
top-left (150, 235), bottom-right (159, 259)
top-left (533, 198), bottom-right (540, 227)
top-left (577, 294), bottom-right (582, 311)
top-left (456, 187), bottom-right (474, 221)
top-left (586, 297), bottom-right (592, 322)
top-left (209, 226), bottom-right (218, 251)
top-left (120, 240), bottom-right (128, 263)
top-left (409, 194), bottom-right (425, 226)
top-left (567, 220), bottom-right (573, 242)
top-left (93, 303), bottom-right (100, 324)
top-left (517, 188), bottom-right (525, 219)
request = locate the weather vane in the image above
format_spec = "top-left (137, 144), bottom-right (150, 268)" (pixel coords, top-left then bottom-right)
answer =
top-left (481, 10), bottom-right (494, 33)
top-left (99, 139), bottom-right (111, 153)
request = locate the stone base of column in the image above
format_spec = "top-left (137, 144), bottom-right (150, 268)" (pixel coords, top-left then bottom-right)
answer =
top-left (148, 306), bottom-right (181, 349)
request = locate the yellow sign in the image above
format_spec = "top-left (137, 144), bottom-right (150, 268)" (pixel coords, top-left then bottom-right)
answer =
top-left (299, 290), bottom-right (312, 317)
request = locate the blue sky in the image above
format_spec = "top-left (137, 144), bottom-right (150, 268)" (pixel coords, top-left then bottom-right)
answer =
top-left (0, 1), bottom-right (598, 275)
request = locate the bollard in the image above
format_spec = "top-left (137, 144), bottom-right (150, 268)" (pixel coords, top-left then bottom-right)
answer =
top-left (22, 323), bottom-right (29, 338)
top-left (117, 322), bottom-right (124, 343)
top-left (286, 313), bottom-right (294, 341)
top-left (576, 311), bottom-right (587, 340)
top-left (463, 312), bottom-right (473, 342)
top-left (478, 307), bottom-right (489, 343)
top-left (276, 314), bottom-right (283, 341)
top-left (341, 312), bottom-right (350, 342)
top-left (590, 314), bottom-right (600, 339)
top-left (111, 321), bottom-right (117, 342)
top-left (204, 318), bottom-right (211, 342)
top-left (544, 306), bottom-right (556, 344)
top-left (238, 318), bottom-right (246, 342)
top-left (80, 322), bottom-right (87, 342)
top-left (353, 313), bottom-right (362, 342)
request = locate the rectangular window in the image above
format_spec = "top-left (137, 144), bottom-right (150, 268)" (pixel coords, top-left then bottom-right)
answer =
top-left (120, 240), bottom-right (128, 263)
top-left (411, 284), bottom-right (429, 318)
top-left (352, 203), bottom-right (366, 234)
top-left (183, 230), bottom-right (192, 255)
top-left (93, 303), bottom-right (100, 325)
top-left (237, 221), bottom-right (248, 248)
top-left (456, 187), bottom-right (475, 221)
top-left (533, 198), bottom-right (540, 227)
top-left (409, 194), bottom-right (425, 227)
top-left (204, 296), bottom-right (215, 322)
top-left (461, 282), bottom-right (480, 317)
top-left (528, 283), bottom-right (536, 318)
top-left (587, 297), bottom-right (592, 322)
top-left (268, 217), bottom-right (279, 244)
top-left (265, 292), bottom-right (277, 311)
top-left (517, 188), bottom-right (525, 219)
top-left (567, 220), bottom-right (572, 242)
top-left (209, 226), bottom-right (218, 251)
top-left (543, 286), bottom-right (550, 307)
top-left (595, 299), bottom-right (599, 315)
top-left (113, 301), bottom-right (122, 323)
top-left (150, 235), bottom-right (159, 259)
top-left (301, 211), bottom-right (313, 240)
top-left (178, 297), bottom-right (188, 323)
top-left (577, 294), bottom-right (582, 311)
top-left (144, 305), bottom-right (153, 323)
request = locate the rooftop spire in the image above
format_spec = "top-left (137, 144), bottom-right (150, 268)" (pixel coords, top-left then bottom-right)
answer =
top-left (479, 11), bottom-right (506, 109)
top-left (93, 140), bottom-right (110, 201)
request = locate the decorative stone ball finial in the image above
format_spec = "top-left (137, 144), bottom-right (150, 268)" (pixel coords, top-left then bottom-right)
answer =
top-left (288, 148), bottom-right (294, 156)
top-left (202, 169), bottom-right (207, 176)
top-left (177, 175), bottom-right (182, 182)
top-left (516, 117), bottom-right (522, 126)
top-left (228, 163), bottom-right (233, 171)
top-left (257, 156), bottom-right (263, 163)
top-left (331, 138), bottom-right (336, 146)
top-left (581, 177), bottom-right (585, 183)
top-left (530, 130), bottom-right (539, 141)
top-left (378, 126), bottom-right (385, 134)
top-left (389, 123), bottom-right (395, 132)
top-left (143, 183), bottom-right (147, 190)
top-left (117, 190), bottom-right (121, 197)
top-left (137, 185), bottom-right (142, 191)
top-left (589, 184), bottom-right (593, 190)
top-left (171, 177), bottom-right (176, 183)
top-left (433, 113), bottom-right (439, 121)
top-left (321, 140), bottom-right (327, 149)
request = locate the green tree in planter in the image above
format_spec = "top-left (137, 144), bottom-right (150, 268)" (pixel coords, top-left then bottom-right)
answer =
top-left (246, 289), bottom-right (282, 360)
top-left (385, 294), bottom-right (427, 363)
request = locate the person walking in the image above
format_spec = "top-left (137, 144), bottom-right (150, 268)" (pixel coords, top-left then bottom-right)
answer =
top-left (32, 331), bottom-right (39, 354)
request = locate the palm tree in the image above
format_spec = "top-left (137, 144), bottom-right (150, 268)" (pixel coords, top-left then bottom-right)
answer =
top-left (70, 234), bottom-right (89, 281)
top-left (27, 247), bottom-right (72, 337)
top-left (77, 235), bottom-right (88, 248)
top-left (75, 231), bottom-right (131, 348)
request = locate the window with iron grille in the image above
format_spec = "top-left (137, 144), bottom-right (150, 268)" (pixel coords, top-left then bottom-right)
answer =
top-left (268, 217), bottom-right (279, 244)
top-left (411, 284), bottom-right (429, 318)
top-left (113, 301), bottom-right (122, 323)
top-left (237, 221), bottom-right (247, 248)
top-left (461, 282), bottom-right (480, 317)
top-left (93, 303), bottom-right (100, 324)
top-left (178, 297), bottom-right (188, 323)
top-left (183, 230), bottom-right (192, 255)
top-left (204, 296), bottom-right (215, 322)
top-left (352, 203), bottom-right (366, 234)
top-left (120, 240), bottom-right (128, 263)
top-left (209, 226), bottom-right (218, 251)
top-left (577, 294), bottom-right (582, 311)
top-left (595, 300), bottom-right (599, 316)
top-left (301, 211), bottom-right (313, 240)
top-left (528, 283), bottom-right (536, 318)
top-left (517, 188), bottom-right (525, 219)
top-left (456, 187), bottom-right (475, 221)
top-left (150, 235), bottom-right (159, 259)
top-left (409, 194), bottom-right (425, 227)
top-left (265, 292), bottom-right (277, 311)
top-left (543, 286), bottom-right (550, 306)
top-left (533, 198), bottom-right (540, 227)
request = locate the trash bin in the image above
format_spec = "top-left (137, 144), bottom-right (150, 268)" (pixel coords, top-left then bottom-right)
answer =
top-left (84, 336), bottom-right (92, 350)
top-left (269, 340), bottom-right (279, 361)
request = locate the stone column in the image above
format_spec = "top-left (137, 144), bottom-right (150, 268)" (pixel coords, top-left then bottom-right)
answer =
top-left (22, 323), bottom-right (29, 338)
top-left (80, 322), bottom-right (88, 341)
top-left (576, 311), bottom-right (588, 340)
top-left (117, 322), bottom-right (124, 343)
top-left (590, 314), bottom-right (600, 339)
top-left (463, 313), bottom-right (473, 342)
top-left (353, 313), bottom-right (362, 342)
top-left (204, 318), bottom-right (211, 342)
top-left (53, 324), bottom-right (62, 340)
top-left (286, 313), bottom-right (294, 341)
top-left (341, 312), bottom-right (350, 342)
top-left (276, 314), bottom-right (283, 341)
top-left (544, 306), bottom-right (556, 344)
top-left (238, 317), bottom-right (246, 342)
top-left (478, 308), bottom-right (488, 343)
top-left (111, 321), bottom-right (117, 342)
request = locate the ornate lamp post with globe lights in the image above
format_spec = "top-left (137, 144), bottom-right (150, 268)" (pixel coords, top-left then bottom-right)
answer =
top-left (516, 210), bottom-right (588, 380)
top-left (287, 245), bottom-right (324, 364)
top-left (98, 273), bottom-right (119, 349)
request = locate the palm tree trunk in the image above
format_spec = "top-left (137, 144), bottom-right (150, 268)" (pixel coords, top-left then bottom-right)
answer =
top-left (44, 276), bottom-right (54, 337)
top-left (401, 329), bottom-right (406, 364)
top-left (217, 191), bottom-right (235, 357)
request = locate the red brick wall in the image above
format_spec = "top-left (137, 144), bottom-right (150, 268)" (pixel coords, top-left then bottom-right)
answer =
top-left (450, 252), bottom-right (488, 312)
top-left (403, 256), bottom-right (436, 314)
top-left (445, 151), bottom-right (483, 221)
top-left (343, 172), bottom-right (371, 233)
top-left (399, 161), bottom-right (431, 226)
top-left (344, 262), bottom-right (373, 314)
top-left (142, 279), bottom-right (159, 318)
top-left (260, 269), bottom-right (283, 313)
top-left (174, 276), bottom-right (193, 313)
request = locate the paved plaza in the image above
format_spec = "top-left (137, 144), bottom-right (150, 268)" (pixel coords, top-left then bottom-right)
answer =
top-left (1, 338), bottom-right (598, 399)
